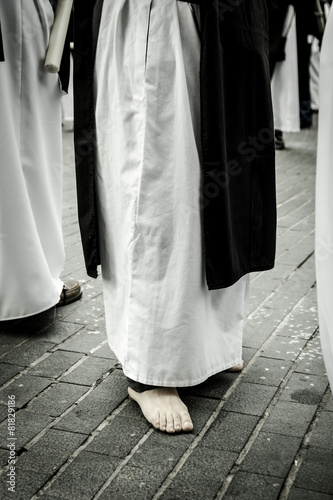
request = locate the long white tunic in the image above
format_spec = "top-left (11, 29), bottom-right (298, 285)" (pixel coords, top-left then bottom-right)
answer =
top-left (0, 0), bottom-right (65, 320)
top-left (94, 0), bottom-right (249, 387)
top-left (315, 7), bottom-right (333, 390)
top-left (271, 5), bottom-right (300, 133)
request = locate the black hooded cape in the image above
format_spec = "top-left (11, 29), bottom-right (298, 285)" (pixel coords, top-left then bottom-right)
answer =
top-left (73, 0), bottom-right (276, 290)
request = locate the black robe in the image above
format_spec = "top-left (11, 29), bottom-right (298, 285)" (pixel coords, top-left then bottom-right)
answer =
top-left (73, 0), bottom-right (276, 290)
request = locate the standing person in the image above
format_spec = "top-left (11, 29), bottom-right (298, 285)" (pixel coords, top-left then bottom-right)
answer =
top-left (267, 0), bottom-right (300, 150)
top-left (74, 0), bottom-right (276, 433)
top-left (0, 0), bottom-right (81, 320)
top-left (315, 5), bottom-right (333, 390)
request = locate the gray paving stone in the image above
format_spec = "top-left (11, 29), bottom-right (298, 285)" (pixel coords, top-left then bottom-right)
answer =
top-left (86, 415), bottom-right (150, 458)
top-left (17, 428), bottom-right (87, 474)
top-left (243, 357), bottom-right (292, 386)
top-left (54, 296), bottom-right (85, 321)
top-left (0, 448), bottom-right (8, 467)
top-left (40, 450), bottom-right (120, 499)
top-left (275, 229), bottom-right (305, 255)
top-left (224, 472), bottom-right (283, 500)
top-left (0, 331), bottom-right (29, 356)
top-left (0, 468), bottom-right (50, 500)
top-left (61, 254), bottom-right (85, 276)
top-left (240, 431), bottom-right (302, 477)
top-left (277, 292), bottom-right (318, 341)
top-left (59, 326), bottom-right (108, 354)
top-left (59, 268), bottom-right (90, 286)
top-left (60, 355), bottom-right (114, 386)
top-left (0, 374), bottom-right (52, 409)
top-left (128, 438), bottom-right (189, 475)
top-left (243, 309), bottom-right (283, 349)
top-left (29, 351), bottom-right (83, 378)
top-left (141, 426), bottom-right (194, 451)
top-left (263, 264), bottom-right (315, 314)
top-left (0, 363), bottom-right (24, 386)
top-left (97, 465), bottom-right (166, 500)
top-left (223, 382), bottom-right (277, 416)
top-left (288, 487), bottom-right (333, 499)
top-left (90, 341), bottom-right (119, 360)
top-left (294, 446), bottom-right (333, 495)
top-left (260, 335), bottom-right (308, 362)
top-left (34, 321), bottom-right (84, 344)
top-left (325, 395), bottom-right (333, 412)
top-left (1, 340), bottom-right (56, 366)
top-left (201, 411), bottom-right (259, 452)
top-left (0, 404), bottom-right (9, 423)
top-left (27, 382), bottom-right (89, 417)
top-left (296, 350), bottom-right (327, 377)
top-left (54, 370), bottom-right (128, 434)
top-left (262, 401), bottom-right (316, 437)
top-left (186, 372), bottom-right (239, 399)
top-left (0, 409), bottom-right (53, 451)
top-left (80, 281), bottom-right (104, 302)
top-left (159, 447), bottom-right (237, 500)
top-left (61, 301), bottom-right (104, 326)
top-left (280, 372), bottom-right (329, 405)
top-left (309, 411), bottom-right (333, 450)
top-left (104, 397), bottom-right (144, 422)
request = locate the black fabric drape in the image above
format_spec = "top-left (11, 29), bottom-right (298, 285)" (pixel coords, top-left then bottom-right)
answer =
top-left (73, 0), bottom-right (276, 289)
top-left (0, 19), bottom-right (4, 62)
top-left (199, 0), bottom-right (276, 288)
top-left (266, 0), bottom-right (289, 77)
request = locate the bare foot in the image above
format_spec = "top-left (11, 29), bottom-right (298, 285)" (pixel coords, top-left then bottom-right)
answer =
top-left (225, 360), bottom-right (244, 372)
top-left (128, 387), bottom-right (193, 433)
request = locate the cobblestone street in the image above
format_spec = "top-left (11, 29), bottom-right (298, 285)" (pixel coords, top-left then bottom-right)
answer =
top-left (1, 121), bottom-right (333, 499)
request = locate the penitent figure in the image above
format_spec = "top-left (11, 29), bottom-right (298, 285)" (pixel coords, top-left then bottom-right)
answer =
top-left (0, 1), bottom-right (81, 320)
top-left (73, 0), bottom-right (276, 433)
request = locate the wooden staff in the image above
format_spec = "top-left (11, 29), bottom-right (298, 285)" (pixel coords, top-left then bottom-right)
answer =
top-left (44, 0), bottom-right (73, 73)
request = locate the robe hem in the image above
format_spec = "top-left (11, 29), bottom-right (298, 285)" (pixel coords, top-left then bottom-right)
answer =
top-left (120, 357), bottom-right (243, 388)
top-left (1, 301), bottom-right (59, 322)
top-left (207, 264), bottom-right (275, 290)
top-left (0, 282), bottom-right (64, 321)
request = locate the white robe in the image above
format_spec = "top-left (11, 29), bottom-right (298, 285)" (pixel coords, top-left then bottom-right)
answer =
top-left (0, 0), bottom-right (65, 320)
top-left (271, 5), bottom-right (300, 133)
top-left (315, 7), bottom-right (333, 390)
top-left (94, 0), bottom-right (249, 387)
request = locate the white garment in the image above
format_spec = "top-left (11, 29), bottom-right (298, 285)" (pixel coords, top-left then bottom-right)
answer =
top-left (271, 6), bottom-right (300, 133)
top-left (310, 37), bottom-right (320, 111)
top-left (0, 0), bottom-right (65, 320)
top-left (315, 7), bottom-right (333, 390)
top-left (94, 0), bottom-right (249, 387)
top-left (61, 51), bottom-right (74, 130)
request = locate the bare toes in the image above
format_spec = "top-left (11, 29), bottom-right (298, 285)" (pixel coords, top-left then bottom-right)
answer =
top-left (166, 413), bottom-right (176, 433)
top-left (159, 412), bottom-right (167, 432)
top-left (173, 413), bottom-right (182, 432)
top-left (180, 411), bottom-right (193, 432)
top-left (151, 412), bottom-right (161, 430)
